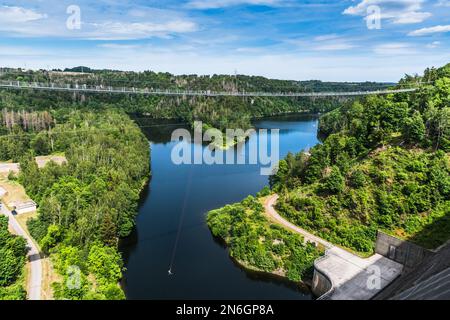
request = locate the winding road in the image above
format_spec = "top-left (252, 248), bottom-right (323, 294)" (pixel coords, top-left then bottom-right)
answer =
top-left (264, 194), bottom-right (333, 249)
top-left (263, 194), bottom-right (403, 300)
top-left (1, 203), bottom-right (42, 300)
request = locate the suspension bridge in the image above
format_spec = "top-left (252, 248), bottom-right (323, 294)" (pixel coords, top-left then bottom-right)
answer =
top-left (0, 80), bottom-right (418, 97)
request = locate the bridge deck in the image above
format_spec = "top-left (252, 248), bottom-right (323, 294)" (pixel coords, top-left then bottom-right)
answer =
top-left (0, 80), bottom-right (417, 97)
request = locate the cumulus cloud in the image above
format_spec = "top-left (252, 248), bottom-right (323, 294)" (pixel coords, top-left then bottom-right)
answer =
top-left (408, 24), bottom-right (450, 36)
top-left (343, 0), bottom-right (431, 24)
top-left (0, 4), bottom-right (198, 40)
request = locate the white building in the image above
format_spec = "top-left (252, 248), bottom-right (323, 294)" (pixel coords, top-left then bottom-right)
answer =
top-left (10, 200), bottom-right (37, 215)
top-left (0, 187), bottom-right (7, 198)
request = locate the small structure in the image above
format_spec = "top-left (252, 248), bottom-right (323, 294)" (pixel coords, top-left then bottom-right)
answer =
top-left (0, 163), bottom-right (20, 174)
top-left (9, 200), bottom-right (37, 215)
top-left (0, 186), bottom-right (7, 198)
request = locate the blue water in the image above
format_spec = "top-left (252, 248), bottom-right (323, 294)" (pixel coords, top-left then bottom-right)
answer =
top-left (121, 115), bottom-right (320, 300)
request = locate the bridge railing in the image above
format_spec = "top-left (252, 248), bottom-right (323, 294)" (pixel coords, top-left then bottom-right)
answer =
top-left (0, 80), bottom-right (418, 98)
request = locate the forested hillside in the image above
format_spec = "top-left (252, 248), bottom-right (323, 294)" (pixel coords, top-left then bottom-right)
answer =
top-left (0, 108), bottom-right (150, 299)
top-left (270, 64), bottom-right (450, 254)
top-left (207, 193), bottom-right (322, 282)
top-left (0, 68), bottom-right (391, 130)
top-left (0, 216), bottom-right (28, 300)
top-left (206, 63), bottom-right (448, 288)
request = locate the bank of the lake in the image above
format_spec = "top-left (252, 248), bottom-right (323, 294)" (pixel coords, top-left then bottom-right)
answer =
top-left (121, 115), bottom-right (320, 300)
top-left (207, 195), bottom-right (323, 287)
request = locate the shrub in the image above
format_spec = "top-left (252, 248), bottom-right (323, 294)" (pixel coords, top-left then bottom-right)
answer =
top-left (349, 170), bottom-right (367, 188)
top-left (322, 166), bottom-right (345, 194)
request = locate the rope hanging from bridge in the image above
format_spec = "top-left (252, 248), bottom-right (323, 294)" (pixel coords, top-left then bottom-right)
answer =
top-left (0, 80), bottom-right (420, 98)
top-left (168, 166), bottom-right (195, 276)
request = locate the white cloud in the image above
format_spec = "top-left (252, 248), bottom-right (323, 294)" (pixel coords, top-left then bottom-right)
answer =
top-left (373, 43), bottom-right (416, 55)
top-left (436, 0), bottom-right (450, 7)
top-left (312, 34), bottom-right (356, 51)
top-left (394, 11), bottom-right (431, 24)
top-left (235, 47), bottom-right (265, 53)
top-left (313, 34), bottom-right (340, 42)
top-left (0, 2), bottom-right (200, 40)
top-left (0, 4), bottom-right (198, 40)
top-left (86, 20), bottom-right (198, 40)
top-left (98, 44), bottom-right (141, 50)
top-left (343, 0), bottom-right (431, 24)
top-left (314, 43), bottom-right (356, 51)
top-left (408, 24), bottom-right (450, 36)
top-left (0, 19), bottom-right (198, 40)
top-left (186, 0), bottom-right (279, 9)
top-left (2, 43), bottom-right (448, 82)
top-left (0, 45), bottom-right (48, 57)
top-left (426, 41), bottom-right (441, 48)
top-left (0, 5), bottom-right (47, 23)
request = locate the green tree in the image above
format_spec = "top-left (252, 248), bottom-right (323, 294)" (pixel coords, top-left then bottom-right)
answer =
top-left (403, 111), bottom-right (426, 144)
top-left (323, 166), bottom-right (345, 194)
top-left (87, 244), bottom-right (123, 285)
top-left (40, 225), bottom-right (63, 254)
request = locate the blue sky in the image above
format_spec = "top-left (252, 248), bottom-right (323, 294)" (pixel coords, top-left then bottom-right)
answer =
top-left (0, 0), bottom-right (449, 81)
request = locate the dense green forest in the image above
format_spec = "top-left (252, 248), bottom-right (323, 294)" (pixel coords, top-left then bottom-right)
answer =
top-left (270, 64), bottom-right (450, 254)
top-left (0, 216), bottom-right (28, 300)
top-left (1, 63), bottom-right (447, 298)
top-left (0, 67), bottom-right (392, 130)
top-left (0, 108), bottom-right (150, 299)
top-left (207, 193), bottom-right (322, 282)
top-left (206, 63), bottom-right (448, 286)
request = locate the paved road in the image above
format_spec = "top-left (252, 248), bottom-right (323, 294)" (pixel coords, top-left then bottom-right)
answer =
top-left (264, 195), bottom-right (333, 249)
top-left (1, 203), bottom-right (42, 300)
top-left (264, 194), bottom-right (403, 300)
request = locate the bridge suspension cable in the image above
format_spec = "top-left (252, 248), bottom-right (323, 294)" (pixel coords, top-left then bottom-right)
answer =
top-left (0, 80), bottom-right (420, 97)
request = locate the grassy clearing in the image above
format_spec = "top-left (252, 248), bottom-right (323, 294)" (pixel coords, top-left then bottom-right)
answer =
top-left (35, 155), bottom-right (67, 168)
top-left (0, 178), bottom-right (32, 207)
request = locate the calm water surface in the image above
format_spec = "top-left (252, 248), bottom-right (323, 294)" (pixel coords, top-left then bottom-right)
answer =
top-left (121, 115), bottom-right (320, 300)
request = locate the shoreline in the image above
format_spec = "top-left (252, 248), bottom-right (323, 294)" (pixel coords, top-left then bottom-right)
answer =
top-left (124, 115), bottom-right (321, 299)
top-left (210, 232), bottom-right (314, 296)
top-left (231, 255), bottom-right (313, 292)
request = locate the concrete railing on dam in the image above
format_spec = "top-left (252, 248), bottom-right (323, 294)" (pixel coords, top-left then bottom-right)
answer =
top-left (375, 231), bottom-right (434, 271)
top-left (312, 232), bottom-right (438, 300)
top-left (312, 250), bottom-right (335, 300)
top-left (311, 245), bottom-right (403, 300)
